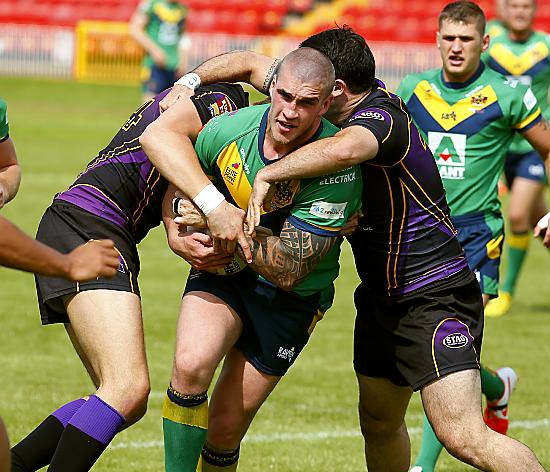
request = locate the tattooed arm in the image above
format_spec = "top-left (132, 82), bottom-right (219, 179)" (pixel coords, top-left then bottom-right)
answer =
top-left (522, 118), bottom-right (550, 167)
top-left (249, 219), bottom-right (338, 291)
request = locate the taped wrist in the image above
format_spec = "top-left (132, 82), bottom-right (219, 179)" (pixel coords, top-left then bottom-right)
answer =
top-left (192, 184), bottom-right (225, 216)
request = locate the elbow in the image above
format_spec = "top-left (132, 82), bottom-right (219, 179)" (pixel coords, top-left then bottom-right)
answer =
top-left (139, 125), bottom-right (156, 154)
top-left (274, 275), bottom-right (301, 291)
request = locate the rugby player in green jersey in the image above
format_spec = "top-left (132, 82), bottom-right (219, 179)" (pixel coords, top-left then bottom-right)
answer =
top-left (142, 47), bottom-right (363, 472)
top-left (130, 0), bottom-right (188, 103)
top-left (486, 0), bottom-right (508, 39)
top-left (396, 2), bottom-right (550, 471)
top-left (483, 0), bottom-right (550, 317)
top-left (0, 96), bottom-right (20, 208)
top-left (157, 24), bottom-right (546, 472)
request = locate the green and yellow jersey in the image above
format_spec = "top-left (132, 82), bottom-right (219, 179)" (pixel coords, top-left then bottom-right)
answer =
top-left (397, 64), bottom-right (541, 217)
top-left (140, 0), bottom-right (187, 70)
top-left (484, 29), bottom-right (550, 155)
top-left (195, 104), bottom-right (363, 304)
top-left (0, 97), bottom-right (9, 141)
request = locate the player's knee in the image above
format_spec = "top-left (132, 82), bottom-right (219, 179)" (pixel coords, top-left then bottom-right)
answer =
top-left (172, 354), bottom-right (212, 392)
top-left (435, 424), bottom-right (482, 465)
top-left (358, 401), bottom-right (403, 438)
top-left (508, 209), bottom-right (529, 230)
top-left (108, 376), bottom-right (150, 424)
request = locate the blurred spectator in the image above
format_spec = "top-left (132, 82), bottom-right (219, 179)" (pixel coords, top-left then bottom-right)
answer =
top-left (130, 0), bottom-right (189, 102)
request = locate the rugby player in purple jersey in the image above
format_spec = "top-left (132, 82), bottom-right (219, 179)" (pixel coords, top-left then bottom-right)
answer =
top-left (9, 84), bottom-right (249, 472)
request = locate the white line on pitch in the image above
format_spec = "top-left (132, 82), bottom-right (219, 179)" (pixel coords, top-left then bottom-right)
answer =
top-left (110, 419), bottom-right (550, 450)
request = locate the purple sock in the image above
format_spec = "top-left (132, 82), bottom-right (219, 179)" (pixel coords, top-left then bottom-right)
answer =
top-left (51, 398), bottom-right (86, 427)
top-left (67, 395), bottom-right (126, 445)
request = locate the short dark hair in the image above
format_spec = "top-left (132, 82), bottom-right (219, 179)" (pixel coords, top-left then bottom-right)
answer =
top-left (439, 1), bottom-right (486, 36)
top-left (299, 26), bottom-right (375, 94)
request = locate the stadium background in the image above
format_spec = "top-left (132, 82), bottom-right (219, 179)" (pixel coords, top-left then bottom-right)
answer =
top-left (0, 0), bottom-right (549, 470)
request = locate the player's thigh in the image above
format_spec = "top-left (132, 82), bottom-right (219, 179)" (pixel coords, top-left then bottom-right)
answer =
top-left (64, 289), bottom-right (146, 384)
top-left (208, 347), bottom-right (281, 447)
top-left (508, 176), bottom-right (545, 225)
top-left (173, 291), bottom-right (243, 381)
top-left (356, 374), bottom-right (412, 427)
top-left (420, 369), bottom-right (484, 439)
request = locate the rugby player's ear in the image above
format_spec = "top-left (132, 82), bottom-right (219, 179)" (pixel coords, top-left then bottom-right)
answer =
top-left (269, 74), bottom-right (277, 99)
top-left (320, 93), bottom-right (334, 116)
top-left (331, 79), bottom-right (345, 99)
top-left (481, 33), bottom-right (490, 52)
top-left (436, 31), bottom-right (441, 50)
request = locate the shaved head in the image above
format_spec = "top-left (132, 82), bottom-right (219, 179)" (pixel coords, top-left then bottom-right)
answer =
top-left (277, 47), bottom-right (335, 99)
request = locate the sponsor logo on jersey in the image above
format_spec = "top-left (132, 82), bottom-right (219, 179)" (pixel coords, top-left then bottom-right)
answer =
top-left (319, 172), bottom-right (356, 185)
top-left (470, 94), bottom-right (488, 107)
top-left (413, 81), bottom-right (498, 131)
top-left (277, 346), bottom-right (295, 362)
top-left (349, 109), bottom-right (385, 121)
top-left (428, 132), bottom-right (467, 180)
top-left (442, 332), bottom-right (470, 348)
top-left (528, 163), bottom-right (545, 177)
top-left (208, 93), bottom-right (235, 117)
top-left (309, 201), bottom-right (347, 220)
top-left (223, 163), bottom-right (239, 184)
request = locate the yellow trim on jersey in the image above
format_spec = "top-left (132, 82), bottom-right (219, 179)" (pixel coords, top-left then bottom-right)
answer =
top-left (513, 108), bottom-right (541, 130)
top-left (413, 80), bottom-right (499, 131)
top-left (132, 166), bottom-right (161, 224)
top-left (383, 168), bottom-right (396, 292)
top-left (486, 234), bottom-right (504, 260)
top-left (216, 141), bottom-right (252, 210)
top-left (489, 42), bottom-right (550, 76)
top-left (400, 163), bottom-right (456, 235)
top-left (153, 3), bottom-right (186, 23)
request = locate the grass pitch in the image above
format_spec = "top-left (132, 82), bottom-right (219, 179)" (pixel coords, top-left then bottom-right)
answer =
top-left (0, 77), bottom-right (549, 471)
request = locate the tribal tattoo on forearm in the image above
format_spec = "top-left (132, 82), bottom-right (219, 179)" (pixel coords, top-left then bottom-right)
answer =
top-left (249, 220), bottom-right (337, 290)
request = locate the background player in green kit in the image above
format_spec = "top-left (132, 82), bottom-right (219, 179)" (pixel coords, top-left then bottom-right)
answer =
top-left (130, 0), bottom-right (188, 102)
top-left (0, 96), bottom-right (20, 209)
top-left (397, 2), bottom-right (550, 471)
top-left (143, 48), bottom-right (362, 472)
top-left (483, 0), bottom-right (550, 317)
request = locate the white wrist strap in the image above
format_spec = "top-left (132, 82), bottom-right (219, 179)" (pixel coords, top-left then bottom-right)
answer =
top-left (175, 72), bottom-right (201, 91)
top-left (192, 184), bottom-right (225, 216)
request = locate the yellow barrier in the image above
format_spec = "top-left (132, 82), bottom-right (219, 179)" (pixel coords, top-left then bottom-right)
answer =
top-left (75, 20), bottom-right (143, 84)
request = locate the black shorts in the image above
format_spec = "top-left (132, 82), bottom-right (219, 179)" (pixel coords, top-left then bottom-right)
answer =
top-left (184, 269), bottom-right (324, 377)
top-left (353, 269), bottom-right (483, 391)
top-left (35, 202), bottom-right (140, 325)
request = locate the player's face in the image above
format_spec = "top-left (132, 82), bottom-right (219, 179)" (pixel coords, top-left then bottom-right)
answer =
top-left (503, 0), bottom-right (535, 33)
top-left (267, 70), bottom-right (332, 148)
top-left (437, 20), bottom-right (489, 83)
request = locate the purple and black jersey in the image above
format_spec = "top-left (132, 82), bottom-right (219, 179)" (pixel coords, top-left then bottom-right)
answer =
top-left (55, 84), bottom-right (249, 243)
top-left (346, 80), bottom-right (468, 297)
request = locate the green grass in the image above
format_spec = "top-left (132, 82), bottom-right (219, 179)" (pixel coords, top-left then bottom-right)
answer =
top-left (0, 77), bottom-right (549, 471)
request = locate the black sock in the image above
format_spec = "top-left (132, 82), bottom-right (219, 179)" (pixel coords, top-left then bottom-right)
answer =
top-left (10, 398), bottom-right (86, 471)
top-left (46, 395), bottom-right (125, 472)
top-left (11, 416), bottom-right (64, 471)
top-left (47, 425), bottom-right (108, 471)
